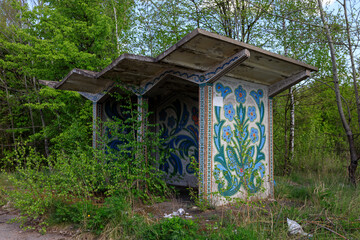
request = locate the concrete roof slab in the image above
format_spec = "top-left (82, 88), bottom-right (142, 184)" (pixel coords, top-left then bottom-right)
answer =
top-left (43, 29), bottom-right (317, 96)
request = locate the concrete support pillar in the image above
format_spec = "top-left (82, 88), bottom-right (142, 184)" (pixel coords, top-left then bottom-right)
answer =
top-left (137, 96), bottom-right (149, 141)
top-left (268, 97), bottom-right (274, 198)
top-left (137, 96), bottom-right (149, 161)
top-left (199, 83), bottom-right (213, 199)
top-left (92, 102), bottom-right (103, 148)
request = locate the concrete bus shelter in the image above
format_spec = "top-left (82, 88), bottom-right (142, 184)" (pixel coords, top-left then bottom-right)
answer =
top-left (41, 29), bottom-right (317, 205)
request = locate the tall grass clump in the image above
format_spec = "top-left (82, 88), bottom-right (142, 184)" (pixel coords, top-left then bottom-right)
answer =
top-left (272, 172), bottom-right (359, 239)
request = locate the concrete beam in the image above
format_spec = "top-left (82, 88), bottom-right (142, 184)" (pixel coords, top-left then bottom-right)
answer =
top-left (268, 70), bottom-right (311, 97)
top-left (241, 61), bottom-right (291, 78)
top-left (206, 49), bottom-right (251, 83)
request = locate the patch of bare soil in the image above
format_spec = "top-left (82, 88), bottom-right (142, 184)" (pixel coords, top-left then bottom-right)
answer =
top-left (133, 195), bottom-right (235, 230)
top-left (0, 205), bottom-right (74, 240)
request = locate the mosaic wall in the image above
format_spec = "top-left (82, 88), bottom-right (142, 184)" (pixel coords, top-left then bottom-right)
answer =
top-left (157, 96), bottom-right (199, 187)
top-left (101, 98), bottom-right (132, 152)
top-left (211, 77), bottom-right (270, 201)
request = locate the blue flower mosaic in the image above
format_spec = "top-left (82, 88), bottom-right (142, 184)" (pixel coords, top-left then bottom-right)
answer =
top-left (215, 83), bottom-right (232, 98)
top-left (250, 127), bottom-right (259, 143)
top-left (247, 106), bottom-right (256, 122)
top-left (235, 85), bottom-right (246, 103)
top-left (224, 104), bottom-right (235, 121)
top-left (222, 126), bottom-right (233, 143)
top-left (258, 89), bottom-right (264, 97)
top-left (250, 89), bottom-right (264, 105)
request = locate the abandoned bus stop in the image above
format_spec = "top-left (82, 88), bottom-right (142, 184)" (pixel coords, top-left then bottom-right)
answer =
top-left (41, 29), bottom-right (317, 205)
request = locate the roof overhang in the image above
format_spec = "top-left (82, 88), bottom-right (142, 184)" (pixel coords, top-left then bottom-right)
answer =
top-left (41, 29), bottom-right (317, 100)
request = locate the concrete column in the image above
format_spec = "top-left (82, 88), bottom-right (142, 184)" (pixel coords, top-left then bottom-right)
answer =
top-left (92, 102), bottom-right (103, 148)
top-left (137, 96), bottom-right (149, 161)
top-left (268, 97), bottom-right (274, 198)
top-left (199, 83), bottom-right (213, 199)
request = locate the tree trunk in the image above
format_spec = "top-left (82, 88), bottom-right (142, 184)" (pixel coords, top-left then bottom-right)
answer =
top-left (284, 95), bottom-right (289, 174)
top-left (289, 87), bottom-right (295, 163)
top-left (343, 0), bottom-right (360, 134)
top-left (33, 77), bottom-right (50, 158)
top-left (111, 0), bottom-right (120, 54)
top-left (24, 75), bottom-right (36, 135)
top-left (317, 0), bottom-right (358, 185)
top-left (282, 12), bottom-right (294, 174)
top-left (0, 76), bottom-right (17, 152)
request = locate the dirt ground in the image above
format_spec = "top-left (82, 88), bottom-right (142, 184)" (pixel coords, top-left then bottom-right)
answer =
top-left (0, 206), bottom-right (72, 240)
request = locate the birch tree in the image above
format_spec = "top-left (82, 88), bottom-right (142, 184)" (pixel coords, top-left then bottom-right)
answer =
top-left (317, 0), bottom-right (358, 185)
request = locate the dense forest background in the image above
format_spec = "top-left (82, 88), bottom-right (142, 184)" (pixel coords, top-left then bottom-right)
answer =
top-left (1, 0), bottom-right (359, 182)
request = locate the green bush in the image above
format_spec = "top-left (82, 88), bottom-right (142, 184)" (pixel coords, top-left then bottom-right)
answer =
top-left (3, 89), bottom-right (171, 231)
top-left (49, 195), bottom-right (131, 234)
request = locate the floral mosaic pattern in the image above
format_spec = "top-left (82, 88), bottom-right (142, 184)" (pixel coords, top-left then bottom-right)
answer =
top-left (250, 128), bottom-right (259, 143)
top-left (104, 100), bottom-right (131, 151)
top-left (214, 83), bottom-right (266, 197)
top-left (235, 85), bottom-right (246, 103)
top-left (159, 99), bottom-right (199, 178)
top-left (215, 83), bottom-right (232, 98)
top-left (247, 106), bottom-right (256, 122)
top-left (222, 126), bottom-right (232, 143)
top-left (224, 104), bottom-right (235, 121)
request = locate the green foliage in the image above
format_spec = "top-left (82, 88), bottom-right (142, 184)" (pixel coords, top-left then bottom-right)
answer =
top-left (140, 218), bottom-right (258, 240)
top-left (0, 0), bottom-right (133, 159)
top-left (3, 92), bottom-right (170, 231)
top-left (97, 89), bottom-right (170, 200)
top-left (133, 0), bottom-right (194, 56)
top-left (187, 155), bottom-right (211, 211)
top-left (50, 195), bottom-right (130, 234)
top-left (141, 217), bottom-right (199, 240)
top-left (273, 81), bottom-right (351, 175)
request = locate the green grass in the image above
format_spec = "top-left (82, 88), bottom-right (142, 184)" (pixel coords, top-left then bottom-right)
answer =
top-left (270, 172), bottom-right (360, 239)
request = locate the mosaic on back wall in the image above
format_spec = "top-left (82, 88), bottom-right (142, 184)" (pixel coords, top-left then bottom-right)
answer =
top-left (158, 96), bottom-right (199, 187)
top-left (102, 98), bottom-right (133, 152)
top-left (212, 78), bottom-right (270, 200)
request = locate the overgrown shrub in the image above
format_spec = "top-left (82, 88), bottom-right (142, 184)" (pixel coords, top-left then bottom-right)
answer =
top-left (49, 195), bottom-right (130, 234)
top-left (3, 89), bottom-right (171, 231)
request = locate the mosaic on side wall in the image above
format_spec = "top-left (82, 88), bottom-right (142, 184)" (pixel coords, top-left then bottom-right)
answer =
top-left (158, 97), bottom-right (199, 187)
top-left (213, 79), bottom-right (267, 197)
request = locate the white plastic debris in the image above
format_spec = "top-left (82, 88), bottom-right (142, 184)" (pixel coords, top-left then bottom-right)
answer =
top-left (163, 208), bottom-right (192, 219)
top-left (287, 218), bottom-right (313, 237)
top-left (177, 208), bottom-right (185, 216)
